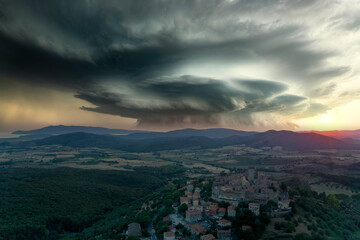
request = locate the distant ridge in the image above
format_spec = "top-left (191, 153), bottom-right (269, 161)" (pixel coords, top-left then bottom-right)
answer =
top-left (12, 125), bottom-right (148, 136)
top-left (12, 126), bottom-right (258, 139)
top-left (12, 129), bottom-right (358, 151)
top-left (300, 129), bottom-right (360, 140)
top-left (124, 128), bottom-right (258, 139)
top-left (245, 130), bottom-right (355, 150)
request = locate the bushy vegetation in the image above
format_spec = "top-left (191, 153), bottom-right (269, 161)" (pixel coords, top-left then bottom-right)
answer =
top-left (232, 206), bottom-right (271, 240)
top-left (317, 173), bottom-right (360, 192)
top-left (0, 166), bottom-right (185, 240)
top-left (289, 186), bottom-right (360, 240)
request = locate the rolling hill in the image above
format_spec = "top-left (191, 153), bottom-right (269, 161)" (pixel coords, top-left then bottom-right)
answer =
top-left (13, 130), bottom-right (358, 151)
top-left (300, 129), bottom-right (360, 140)
top-left (243, 130), bottom-right (356, 150)
top-left (124, 128), bottom-right (258, 139)
top-left (13, 125), bottom-right (258, 139)
top-left (12, 125), bottom-right (148, 136)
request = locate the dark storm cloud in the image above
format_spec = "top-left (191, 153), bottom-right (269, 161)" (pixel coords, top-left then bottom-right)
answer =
top-left (0, 31), bottom-right (100, 89)
top-left (236, 79), bottom-right (288, 97)
top-left (0, 0), bottom-right (346, 83)
top-left (75, 75), bottom-right (312, 126)
top-left (0, 0), bottom-right (350, 127)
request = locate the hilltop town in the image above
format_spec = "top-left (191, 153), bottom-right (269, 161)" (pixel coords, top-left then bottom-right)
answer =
top-left (127, 168), bottom-right (293, 240)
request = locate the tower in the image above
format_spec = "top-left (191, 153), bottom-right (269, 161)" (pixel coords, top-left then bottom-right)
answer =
top-left (248, 167), bottom-right (255, 181)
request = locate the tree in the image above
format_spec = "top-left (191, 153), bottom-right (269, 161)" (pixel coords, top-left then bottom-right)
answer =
top-left (262, 200), bottom-right (277, 212)
top-left (294, 233), bottom-right (311, 240)
top-left (275, 222), bottom-right (282, 230)
top-left (178, 204), bottom-right (188, 215)
top-left (218, 201), bottom-right (230, 208)
top-left (280, 182), bottom-right (287, 192)
top-left (285, 222), bottom-right (296, 233)
top-left (326, 194), bottom-right (340, 209)
top-left (175, 223), bottom-right (184, 229)
top-left (127, 236), bottom-right (139, 240)
top-left (237, 229), bottom-right (256, 240)
top-left (289, 201), bottom-right (296, 213)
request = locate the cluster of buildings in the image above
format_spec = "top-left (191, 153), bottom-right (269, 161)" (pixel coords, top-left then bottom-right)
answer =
top-left (173, 181), bottom-right (236, 240)
top-left (211, 168), bottom-right (280, 205)
top-left (183, 183), bottom-right (237, 222)
top-left (129, 169), bottom-right (291, 240)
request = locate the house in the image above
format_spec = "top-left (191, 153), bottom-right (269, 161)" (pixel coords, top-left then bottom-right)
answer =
top-left (193, 199), bottom-right (199, 206)
top-left (163, 216), bottom-right (170, 222)
top-left (180, 197), bottom-right (191, 205)
top-left (185, 190), bottom-right (193, 197)
top-left (193, 192), bottom-right (201, 199)
top-left (186, 210), bottom-right (202, 222)
top-left (242, 225), bottom-right (252, 231)
top-left (187, 185), bottom-right (194, 191)
top-left (195, 187), bottom-right (201, 193)
top-left (206, 209), bottom-right (218, 218)
top-left (189, 224), bottom-right (207, 235)
top-left (248, 203), bottom-right (260, 216)
top-left (227, 205), bottom-right (236, 217)
top-left (217, 219), bottom-right (232, 228)
top-left (128, 222), bottom-right (142, 237)
top-left (164, 232), bottom-right (175, 240)
top-left (190, 205), bottom-right (203, 212)
top-left (278, 200), bottom-right (292, 210)
top-left (218, 207), bottom-right (226, 217)
top-left (217, 229), bottom-right (231, 239)
top-left (209, 204), bottom-right (218, 212)
top-left (168, 225), bottom-right (176, 232)
top-left (200, 200), bottom-right (211, 208)
top-left (200, 234), bottom-right (215, 240)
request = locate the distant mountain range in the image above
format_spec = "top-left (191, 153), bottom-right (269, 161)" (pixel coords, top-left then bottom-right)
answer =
top-left (8, 129), bottom-right (357, 152)
top-left (300, 129), bottom-right (360, 140)
top-left (12, 125), bottom-right (258, 139)
top-left (124, 128), bottom-right (258, 139)
top-left (7, 125), bottom-right (359, 151)
top-left (13, 125), bottom-right (148, 136)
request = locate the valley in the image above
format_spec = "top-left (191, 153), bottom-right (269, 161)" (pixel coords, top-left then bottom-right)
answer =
top-left (1, 127), bottom-right (360, 240)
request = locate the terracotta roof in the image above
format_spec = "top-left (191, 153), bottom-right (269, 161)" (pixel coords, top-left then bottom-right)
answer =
top-left (209, 209), bottom-right (217, 216)
top-left (242, 225), bottom-right (251, 231)
top-left (164, 232), bottom-right (175, 237)
top-left (190, 224), bottom-right (207, 232)
top-left (218, 207), bottom-right (226, 212)
top-left (201, 234), bottom-right (215, 240)
top-left (217, 219), bottom-right (231, 223)
top-left (186, 210), bottom-right (201, 215)
top-left (227, 206), bottom-right (236, 210)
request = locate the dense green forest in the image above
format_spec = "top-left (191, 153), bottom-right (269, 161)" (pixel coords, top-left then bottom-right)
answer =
top-left (282, 184), bottom-right (360, 240)
top-left (0, 167), bottom-right (185, 240)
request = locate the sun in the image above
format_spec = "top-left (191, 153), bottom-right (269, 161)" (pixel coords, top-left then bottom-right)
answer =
top-left (318, 112), bottom-right (332, 125)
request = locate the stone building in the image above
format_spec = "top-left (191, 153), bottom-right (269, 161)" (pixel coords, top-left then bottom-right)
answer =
top-left (128, 222), bottom-right (142, 237)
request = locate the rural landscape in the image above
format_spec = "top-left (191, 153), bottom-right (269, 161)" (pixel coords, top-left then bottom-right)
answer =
top-left (1, 126), bottom-right (360, 240)
top-left (1, 0), bottom-right (360, 240)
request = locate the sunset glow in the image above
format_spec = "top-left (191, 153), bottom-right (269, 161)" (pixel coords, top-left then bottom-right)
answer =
top-left (296, 100), bottom-right (360, 131)
top-left (0, 0), bottom-right (359, 132)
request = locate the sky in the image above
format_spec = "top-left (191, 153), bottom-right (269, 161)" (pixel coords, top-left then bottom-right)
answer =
top-left (0, 0), bottom-right (360, 132)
